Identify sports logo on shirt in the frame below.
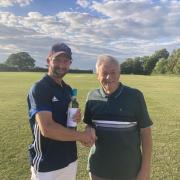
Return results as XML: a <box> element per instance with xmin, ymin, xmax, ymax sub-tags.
<box><xmin>52</xmin><ymin>96</ymin><xmax>59</xmax><ymax>102</ymax></box>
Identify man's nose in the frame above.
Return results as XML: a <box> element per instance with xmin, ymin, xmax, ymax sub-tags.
<box><xmin>61</xmin><ymin>60</ymin><xmax>68</xmax><ymax>64</ymax></box>
<box><xmin>106</xmin><ymin>74</ymin><xmax>110</xmax><ymax>80</ymax></box>
<box><xmin>58</xmin><ymin>60</ymin><xmax>69</xmax><ymax>66</ymax></box>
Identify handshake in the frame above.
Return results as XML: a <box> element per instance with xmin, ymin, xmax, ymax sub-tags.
<box><xmin>71</xmin><ymin>109</ymin><xmax>97</xmax><ymax>147</ymax></box>
<box><xmin>70</xmin><ymin>109</ymin><xmax>97</xmax><ymax>147</ymax></box>
<box><xmin>79</xmin><ymin>126</ymin><xmax>97</xmax><ymax>147</ymax></box>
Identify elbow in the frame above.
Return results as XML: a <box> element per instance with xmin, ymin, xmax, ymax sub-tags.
<box><xmin>40</xmin><ymin>124</ymin><xmax>53</xmax><ymax>139</ymax></box>
<box><xmin>40</xmin><ymin>127</ymin><xmax>49</xmax><ymax>138</ymax></box>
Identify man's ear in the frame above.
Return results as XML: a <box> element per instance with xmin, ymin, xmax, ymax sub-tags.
<box><xmin>47</xmin><ymin>57</ymin><xmax>50</xmax><ymax>65</ymax></box>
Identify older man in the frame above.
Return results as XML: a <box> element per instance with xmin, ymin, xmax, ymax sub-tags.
<box><xmin>27</xmin><ymin>42</ymin><xmax>94</xmax><ymax>180</ymax></box>
<box><xmin>83</xmin><ymin>55</ymin><xmax>153</xmax><ymax>180</ymax></box>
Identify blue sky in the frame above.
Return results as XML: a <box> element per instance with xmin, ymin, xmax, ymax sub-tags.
<box><xmin>0</xmin><ymin>0</ymin><xmax>180</xmax><ymax>70</ymax></box>
<box><xmin>2</xmin><ymin>1</ymin><xmax>80</xmax><ymax>16</ymax></box>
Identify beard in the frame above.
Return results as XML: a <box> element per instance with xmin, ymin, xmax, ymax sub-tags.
<box><xmin>52</xmin><ymin>67</ymin><xmax>69</xmax><ymax>79</ymax></box>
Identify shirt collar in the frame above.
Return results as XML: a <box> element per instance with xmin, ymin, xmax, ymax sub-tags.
<box><xmin>99</xmin><ymin>82</ymin><xmax>124</xmax><ymax>99</ymax></box>
<box><xmin>44</xmin><ymin>74</ymin><xmax>65</xmax><ymax>88</ymax></box>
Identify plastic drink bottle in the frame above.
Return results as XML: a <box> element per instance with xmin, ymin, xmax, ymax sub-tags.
<box><xmin>67</xmin><ymin>89</ymin><xmax>79</xmax><ymax>128</ymax></box>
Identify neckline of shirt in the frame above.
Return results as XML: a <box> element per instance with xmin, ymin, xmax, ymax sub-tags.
<box><xmin>44</xmin><ymin>74</ymin><xmax>65</xmax><ymax>88</ymax></box>
<box><xmin>99</xmin><ymin>82</ymin><xmax>124</xmax><ymax>99</ymax></box>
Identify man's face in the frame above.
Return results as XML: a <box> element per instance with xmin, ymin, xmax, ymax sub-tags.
<box><xmin>97</xmin><ymin>62</ymin><xmax>120</xmax><ymax>94</ymax></box>
<box><xmin>48</xmin><ymin>54</ymin><xmax>71</xmax><ymax>79</ymax></box>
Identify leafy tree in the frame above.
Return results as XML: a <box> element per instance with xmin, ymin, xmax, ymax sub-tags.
<box><xmin>120</xmin><ymin>58</ymin><xmax>134</xmax><ymax>74</ymax></box>
<box><xmin>153</xmin><ymin>48</ymin><xmax>169</xmax><ymax>60</ymax></box>
<box><xmin>141</xmin><ymin>56</ymin><xmax>150</xmax><ymax>75</ymax></box>
<box><xmin>5</xmin><ymin>52</ymin><xmax>35</xmax><ymax>70</ymax></box>
<box><xmin>167</xmin><ymin>48</ymin><xmax>180</xmax><ymax>74</ymax></box>
<box><xmin>143</xmin><ymin>49</ymin><xmax>169</xmax><ymax>75</ymax></box>
<box><xmin>153</xmin><ymin>58</ymin><xmax>168</xmax><ymax>74</ymax></box>
<box><xmin>133</xmin><ymin>57</ymin><xmax>144</xmax><ymax>74</ymax></box>
<box><xmin>121</xmin><ymin>57</ymin><xmax>146</xmax><ymax>74</ymax></box>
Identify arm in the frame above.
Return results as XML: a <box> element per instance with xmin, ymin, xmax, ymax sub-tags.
<box><xmin>35</xmin><ymin>111</ymin><xmax>93</xmax><ymax>143</ymax></box>
<box><xmin>136</xmin><ymin>127</ymin><xmax>152</xmax><ymax>180</ymax></box>
<box><xmin>80</xmin><ymin>125</ymin><xmax>96</xmax><ymax>147</ymax></box>
<box><xmin>85</xmin><ymin>125</ymin><xmax>97</xmax><ymax>140</ymax></box>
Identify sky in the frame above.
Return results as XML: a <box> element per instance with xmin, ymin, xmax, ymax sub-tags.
<box><xmin>0</xmin><ymin>0</ymin><xmax>180</xmax><ymax>70</ymax></box>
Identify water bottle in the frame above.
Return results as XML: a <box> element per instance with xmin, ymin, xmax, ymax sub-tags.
<box><xmin>67</xmin><ymin>89</ymin><xmax>79</xmax><ymax>128</ymax></box>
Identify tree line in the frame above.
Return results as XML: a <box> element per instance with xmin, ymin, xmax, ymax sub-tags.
<box><xmin>120</xmin><ymin>48</ymin><xmax>180</xmax><ymax>75</ymax></box>
<box><xmin>0</xmin><ymin>52</ymin><xmax>93</xmax><ymax>73</ymax></box>
<box><xmin>0</xmin><ymin>48</ymin><xmax>179</xmax><ymax>75</ymax></box>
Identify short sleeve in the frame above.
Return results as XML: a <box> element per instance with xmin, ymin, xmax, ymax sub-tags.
<box><xmin>135</xmin><ymin>91</ymin><xmax>153</xmax><ymax>128</ymax></box>
<box><xmin>83</xmin><ymin>93</ymin><xmax>94</xmax><ymax>127</ymax></box>
<box><xmin>27</xmin><ymin>83</ymin><xmax>53</xmax><ymax>120</ymax></box>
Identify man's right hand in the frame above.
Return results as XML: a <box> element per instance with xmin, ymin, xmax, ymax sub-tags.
<box><xmin>80</xmin><ymin>127</ymin><xmax>97</xmax><ymax>147</ymax></box>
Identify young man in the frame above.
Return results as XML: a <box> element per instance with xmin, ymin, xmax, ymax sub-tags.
<box><xmin>83</xmin><ymin>55</ymin><xmax>153</xmax><ymax>180</ymax></box>
<box><xmin>27</xmin><ymin>42</ymin><xmax>94</xmax><ymax>180</ymax></box>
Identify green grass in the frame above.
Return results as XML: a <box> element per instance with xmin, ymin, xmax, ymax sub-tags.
<box><xmin>0</xmin><ymin>72</ymin><xmax>179</xmax><ymax>180</ymax></box>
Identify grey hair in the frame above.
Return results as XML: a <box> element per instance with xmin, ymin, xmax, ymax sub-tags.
<box><xmin>96</xmin><ymin>54</ymin><xmax>120</xmax><ymax>73</ymax></box>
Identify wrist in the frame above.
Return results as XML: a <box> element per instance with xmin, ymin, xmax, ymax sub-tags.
<box><xmin>76</xmin><ymin>131</ymin><xmax>84</xmax><ymax>142</ymax></box>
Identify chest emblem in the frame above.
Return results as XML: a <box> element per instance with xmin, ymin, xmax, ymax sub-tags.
<box><xmin>52</xmin><ymin>96</ymin><xmax>59</xmax><ymax>102</ymax></box>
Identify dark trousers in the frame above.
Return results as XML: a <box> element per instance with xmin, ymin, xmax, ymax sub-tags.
<box><xmin>89</xmin><ymin>173</ymin><xmax>135</xmax><ymax>180</ymax></box>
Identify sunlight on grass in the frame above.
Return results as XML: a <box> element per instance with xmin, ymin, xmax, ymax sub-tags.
<box><xmin>0</xmin><ymin>72</ymin><xmax>179</xmax><ymax>180</ymax></box>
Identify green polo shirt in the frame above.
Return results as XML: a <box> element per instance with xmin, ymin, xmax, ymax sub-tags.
<box><xmin>83</xmin><ymin>83</ymin><xmax>153</xmax><ymax>180</ymax></box>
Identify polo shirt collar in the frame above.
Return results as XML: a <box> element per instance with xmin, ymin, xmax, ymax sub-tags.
<box><xmin>44</xmin><ymin>74</ymin><xmax>65</xmax><ymax>88</ymax></box>
<box><xmin>100</xmin><ymin>82</ymin><xmax>124</xmax><ymax>99</ymax></box>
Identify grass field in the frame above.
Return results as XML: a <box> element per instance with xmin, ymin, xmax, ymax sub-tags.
<box><xmin>0</xmin><ymin>72</ymin><xmax>180</xmax><ymax>180</ymax></box>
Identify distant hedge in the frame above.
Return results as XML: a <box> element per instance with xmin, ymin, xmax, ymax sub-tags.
<box><xmin>0</xmin><ymin>64</ymin><xmax>93</xmax><ymax>73</ymax></box>
<box><xmin>0</xmin><ymin>64</ymin><xmax>20</xmax><ymax>72</ymax></box>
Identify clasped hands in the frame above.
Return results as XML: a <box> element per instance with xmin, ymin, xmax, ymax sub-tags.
<box><xmin>80</xmin><ymin>126</ymin><xmax>97</xmax><ymax>147</ymax></box>
<box><xmin>72</xmin><ymin>109</ymin><xmax>97</xmax><ymax>147</ymax></box>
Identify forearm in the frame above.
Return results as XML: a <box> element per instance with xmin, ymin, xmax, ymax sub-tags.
<box><xmin>141</xmin><ymin>127</ymin><xmax>152</xmax><ymax>168</ymax></box>
<box><xmin>42</xmin><ymin>121</ymin><xmax>83</xmax><ymax>141</ymax></box>
<box><xmin>35</xmin><ymin>112</ymin><xmax>84</xmax><ymax>142</ymax></box>
<box><xmin>139</xmin><ymin>127</ymin><xmax>152</xmax><ymax>179</ymax></box>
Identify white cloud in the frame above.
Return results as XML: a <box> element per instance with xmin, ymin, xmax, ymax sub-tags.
<box><xmin>0</xmin><ymin>0</ymin><xmax>33</xmax><ymax>7</ymax></box>
<box><xmin>0</xmin><ymin>12</ymin><xmax>19</xmax><ymax>26</ymax></box>
<box><xmin>76</xmin><ymin>0</ymin><xmax>90</xmax><ymax>8</ymax></box>
<box><xmin>0</xmin><ymin>0</ymin><xmax>179</xmax><ymax>69</ymax></box>
<box><xmin>88</xmin><ymin>0</ymin><xmax>180</xmax><ymax>42</ymax></box>
<box><xmin>0</xmin><ymin>44</ymin><xmax>21</xmax><ymax>51</ymax></box>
